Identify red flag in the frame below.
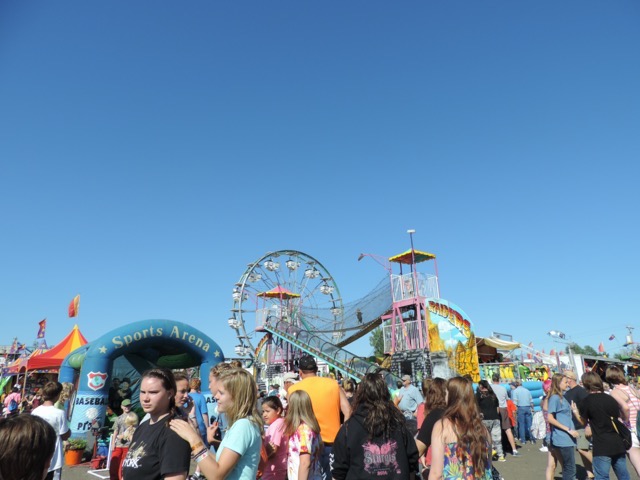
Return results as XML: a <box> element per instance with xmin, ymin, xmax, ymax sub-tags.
<box><xmin>598</xmin><ymin>342</ymin><xmax>605</xmax><ymax>353</ymax></box>
<box><xmin>37</xmin><ymin>319</ymin><xmax>46</xmax><ymax>339</ymax></box>
<box><xmin>68</xmin><ymin>295</ymin><xmax>80</xmax><ymax>318</ymax></box>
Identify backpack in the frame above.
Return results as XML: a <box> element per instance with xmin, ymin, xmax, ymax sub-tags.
<box><xmin>7</xmin><ymin>397</ymin><xmax>18</xmax><ymax>413</ymax></box>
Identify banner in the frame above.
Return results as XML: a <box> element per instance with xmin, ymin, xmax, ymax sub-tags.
<box><xmin>68</xmin><ymin>295</ymin><xmax>80</xmax><ymax>318</ymax></box>
<box><xmin>37</xmin><ymin>319</ymin><xmax>46</xmax><ymax>339</ymax></box>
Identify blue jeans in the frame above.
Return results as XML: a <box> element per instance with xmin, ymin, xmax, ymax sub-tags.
<box><xmin>593</xmin><ymin>454</ymin><xmax>630</xmax><ymax>480</ymax></box>
<box><xmin>556</xmin><ymin>446</ymin><xmax>577</xmax><ymax>480</ymax></box>
<box><xmin>321</xmin><ymin>443</ymin><xmax>332</xmax><ymax>480</ymax></box>
<box><xmin>517</xmin><ymin>406</ymin><xmax>533</xmax><ymax>443</ymax></box>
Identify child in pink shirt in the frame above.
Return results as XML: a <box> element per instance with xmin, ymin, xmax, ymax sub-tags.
<box><xmin>260</xmin><ymin>396</ymin><xmax>288</xmax><ymax>480</ymax></box>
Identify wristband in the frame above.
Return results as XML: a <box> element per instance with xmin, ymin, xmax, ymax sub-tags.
<box><xmin>191</xmin><ymin>442</ymin><xmax>204</xmax><ymax>452</ymax></box>
<box><xmin>195</xmin><ymin>451</ymin><xmax>209</xmax><ymax>463</ymax></box>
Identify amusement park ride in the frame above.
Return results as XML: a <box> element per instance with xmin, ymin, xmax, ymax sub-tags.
<box><xmin>228</xmin><ymin>233</ymin><xmax>481</xmax><ymax>385</ymax></box>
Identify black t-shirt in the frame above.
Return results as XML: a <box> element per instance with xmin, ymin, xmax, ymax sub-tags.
<box><xmin>476</xmin><ymin>393</ymin><xmax>500</xmax><ymax>421</ymax></box>
<box><xmin>564</xmin><ymin>385</ymin><xmax>589</xmax><ymax>426</ymax></box>
<box><xmin>332</xmin><ymin>409</ymin><xmax>419</xmax><ymax>480</ymax></box>
<box><xmin>416</xmin><ymin>408</ymin><xmax>445</xmax><ymax>451</ymax></box>
<box><xmin>122</xmin><ymin>418</ymin><xmax>191</xmax><ymax>480</ymax></box>
<box><xmin>579</xmin><ymin>393</ymin><xmax>626</xmax><ymax>456</ymax></box>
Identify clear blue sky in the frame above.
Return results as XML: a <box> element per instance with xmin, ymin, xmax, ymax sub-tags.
<box><xmin>1</xmin><ymin>1</ymin><xmax>639</xmax><ymax>360</ymax></box>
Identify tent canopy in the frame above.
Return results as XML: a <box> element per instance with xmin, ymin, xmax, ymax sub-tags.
<box><xmin>6</xmin><ymin>348</ymin><xmax>49</xmax><ymax>374</ymax></box>
<box><xmin>27</xmin><ymin>325</ymin><xmax>88</xmax><ymax>370</ymax></box>
<box><xmin>476</xmin><ymin>336</ymin><xmax>521</xmax><ymax>351</ymax></box>
<box><xmin>257</xmin><ymin>286</ymin><xmax>300</xmax><ymax>299</ymax></box>
<box><xmin>389</xmin><ymin>249</ymin><xmax>436</xmax><ymax>264</ymax></box>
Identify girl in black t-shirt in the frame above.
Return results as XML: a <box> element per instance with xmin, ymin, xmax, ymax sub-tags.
<box><xmin>121</xmin><ymin>368</ymin><xmax>191</xmax><ymax>480</ymax></box>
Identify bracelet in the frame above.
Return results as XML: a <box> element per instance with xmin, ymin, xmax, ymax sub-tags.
<box><xmin>195</xmin><ymin>451</ymin><xmax>209</xmax><ymax>463</ymax></box>
<box><xmin>191</xmin><ymin>442</ymin><xmax>204</xmax><ymax>453</ymax></box>
<box><xmin>192</xmin><ymin>447</ymin><xmax>208</xmax><ymax>458</ymax></box>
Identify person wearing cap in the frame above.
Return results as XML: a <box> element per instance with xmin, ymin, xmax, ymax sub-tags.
<box><xmin>288</xmin><ymin>355</ymin><xmax>351</xmax><ymax>480</ymax></box>
<box><xmin>511</xmin><ymin>380</ymin><xmax>535</xmax><ymax>445</ymax></box>
<box><xmin>396</xmin><ymin>374</ymin><xmax>423</xmax><ymax>436</ymax></box>
<box><xmin>563</xmin><ymin>370</ymin><xmax>593</xmax><ymax>479</ymax></box>
<box><xmin>111</xmin><ymin>398</ymin><xmax>134</xmax><ymax>480</ymax></box>
<box><xmin>282</xmin><ymin>372</ymin><xmax>298</xmax><ymax>395</ymax></box>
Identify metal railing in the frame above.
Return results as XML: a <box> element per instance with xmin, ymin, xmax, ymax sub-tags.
<box><xmin>263</xmin><ymin>318</ymin><xmax>399</xmax><ymax>387</ymax></box>
<box><xmin>382</xmin><ymin>319</ymin><xmax>426</xmax><ymax>353</ymax></box>
<box><xmin>391</xmin><ymin>273</ymin><xmax>439</xmax><ymax>302</ymax></box>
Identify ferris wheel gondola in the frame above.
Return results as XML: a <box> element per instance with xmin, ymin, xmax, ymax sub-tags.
<box><xmin>228</xmin><ymin>250</ymin><xmax>344</xmax><ymax>361</ymax></box>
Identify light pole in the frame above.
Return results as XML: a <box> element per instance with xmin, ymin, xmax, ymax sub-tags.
<box><xmin>407</xmin><ymin>229</ymin><xmax>416</xmax><ymax>270</ymax></box>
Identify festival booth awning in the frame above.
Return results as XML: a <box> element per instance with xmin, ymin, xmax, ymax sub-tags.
<box><xmin>27</xmin><ymin>325</ymin><xmax>88</xmax><ymax>370</ymax></box>
<box><xmin>6</xmin><ymin>348</ymin><xmax>49</xmax><ymax>375</ymax></box>
<box><xmin>476</xmin><ymin>337</ymin><xmax>521</xmax><ymax>351</ymax></box>
<box><xmin>476</xmin><ymin>336</ymin><xmax>522</xmax><ymax>363</ymax></box>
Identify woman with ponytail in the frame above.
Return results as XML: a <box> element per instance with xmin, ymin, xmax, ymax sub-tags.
<box><xmin>122</xmin><ymin>368</ymin><xmax>191</xmax><ymax>480</ymax></box>
<box><xmin>429</xmin><ymin>377</ymin><xmax>492</xmax><ymax>480</ymax></box>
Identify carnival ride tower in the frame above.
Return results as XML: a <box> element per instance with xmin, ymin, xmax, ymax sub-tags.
<box><xmin>381</xmin><ymin>247</ymin><xmax>440</xmax><ymax>355</ymax></box>
<box><xmin>366</xmin><ymin>233</ymin><xmax>479</xmax><ymax>382</ymax></box>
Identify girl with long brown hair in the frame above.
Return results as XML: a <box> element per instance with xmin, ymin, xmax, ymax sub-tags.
<box><xmin>332</xmin><ymin>372</ymin><xmax>418</xmax><ymax>480</ymax></box>
<box><xmin>416</xmin><ymin>377</ymin><xmax>447</xmax><ymax>475</ymax></box>
<box><xmin>428</xmin><ymin>377</ymin><xmax>492</xmax><ymax>480</ymax></box>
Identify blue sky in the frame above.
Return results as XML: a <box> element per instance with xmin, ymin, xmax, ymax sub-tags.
<box><xmin>1</xmin><ymin>1</ymin><xmax>639</xmax><ymax>360</ymax></box>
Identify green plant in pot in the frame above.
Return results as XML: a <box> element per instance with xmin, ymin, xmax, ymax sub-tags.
<box><xmin>66</xmin><ymin>438</ymin><xmax>87</xmax><ymax>451</ymax></box>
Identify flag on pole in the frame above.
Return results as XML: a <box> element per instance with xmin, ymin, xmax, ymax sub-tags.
<box><xmin>68</xmin><ymin>295</ymin><xmax>80</xmax><ymax>318</ymax></box>
<box><xmin>37</xmin><ymin>319</ymin><xmax>46</xmax><ymax>339</ymax></box>
<box><xmin>8</xmin><ymin>338</ymin><xmax>18</xmax><ymax>354</ymax></box>
<box><xmin>598</xmin><ymin>342</ymin><xmax>605</xmax><ymax>353</ymax></box>
<box><xmin>609</xmin><ymin>334</ymin><xmax>616</xmax><ymax>341</ymax></box>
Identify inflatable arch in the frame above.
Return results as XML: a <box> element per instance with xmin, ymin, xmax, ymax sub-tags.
<box><xmin>59</xmin><ymin>319</ymin><xmax>224</xmax><ymax>436</ymax></box>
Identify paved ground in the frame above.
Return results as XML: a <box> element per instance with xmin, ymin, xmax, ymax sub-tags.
<box><xmin>63</xmin><ymin>441</ymin><xmax>640</xmax><ymax>479</ymax></box>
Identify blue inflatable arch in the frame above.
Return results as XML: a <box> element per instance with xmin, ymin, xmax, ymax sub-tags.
<box><xmin>59</xmin><ymin>319</ymin><xmax>224</xmax><ymax>436</ymax></box>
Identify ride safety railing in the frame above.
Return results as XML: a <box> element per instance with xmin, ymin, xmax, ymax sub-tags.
<box><xmin>262</xmin><ymin>317</ymin><xmax>399</xmax><ymax>387</ymax></box>
<box><xmin>382</xmin><ymin>319</ymin><xmax>424</xmax><ymax>354</ymax></box>
<box><xmin>391</xmin><ymin>273</ymin><xmax>439</xmax><ymax>302</ymax></box>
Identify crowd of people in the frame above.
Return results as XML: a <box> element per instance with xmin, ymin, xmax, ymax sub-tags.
<box><xmin>3</xmin><ymin>358</ymin><xmax>640</xmax><ymax>480</ymax></box>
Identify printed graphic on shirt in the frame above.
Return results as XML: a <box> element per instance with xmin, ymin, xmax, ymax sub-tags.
<box><xmin>122</xmin><ymin>443</ymin><xmax>146</xmax><ymax>469</ymax></box>
<box><xmin>363</xmin><ymin>439</ymin><xmax>400</xmax><ymax>475</ymax></box>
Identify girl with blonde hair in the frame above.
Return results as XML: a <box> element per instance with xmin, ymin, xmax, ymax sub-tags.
<box><xmin>171</xmin><ymin>368</ymin><xmax>263</xmax><ymax>480</ymax></box>
<box><xmin>284</xmin><ymin>390</ymin><xmax>322</xmax><ymax>480</ymax></box>
<box><xmin>547</xmin><ymin>373</ymin><xmax>579</xmax><ymax>480</ymax></box>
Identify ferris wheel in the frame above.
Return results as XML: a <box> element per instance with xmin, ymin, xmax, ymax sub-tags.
<box><xmin>228</xmin><ymin>250</ymin><xmax>343</xmax><ymax>360</ymax></box>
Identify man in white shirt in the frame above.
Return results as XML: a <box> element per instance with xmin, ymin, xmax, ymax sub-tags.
<box><xmin>32</xmin><ymin>381</ymin><xmax>71</xmax><ymax>480</ymax></box>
